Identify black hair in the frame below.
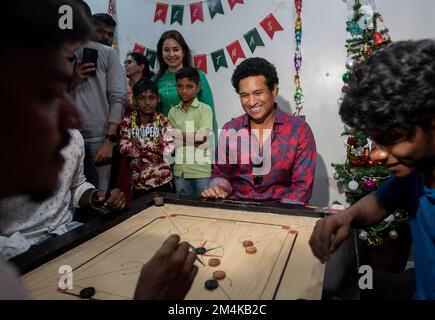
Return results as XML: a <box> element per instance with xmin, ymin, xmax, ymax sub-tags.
<box><xmin>340</xmin><ymin>39</ymin><xmax>435</xmax><ymax>137</ymax></box>
<box><xmin>74</xmin><ymin>0</ymin><xmax>92</xmax><ymax>19</ymax></box>
<box><xmin>127</xmin><ymin>52</ymin><xmax>154</xmax><ymax>80</ymax></box>
<box><xmin>175</xmin><ymin>66</ymin><xmax>200</xmax><ymax>85</ymax></box>
<box><xmin>2</xmin><ymin>0</ymin><xmax>93</xmax><ymax>50</ymax></box>
<box><xmin>231</xmin><ymin>57</ymin><xmax>279</xmax><ymax>93</ymax></box>
<box><xmin>133</xmin><ymin>78</ymin><xmax>159</xmax><ymax>97</ymax></box>
<box><xmin>156</xmin><ymin>30</ymin><xmax>193</xmax><ymax>80</ymax></box>
<box><xmin>93</xmin><ymin>13</ymin><xmax>116</xmax><ymax>27</ymax></box>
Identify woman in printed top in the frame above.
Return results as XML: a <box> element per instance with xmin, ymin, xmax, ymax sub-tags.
<box><xmin>119</xmin><ymin>78</ymin><xmax>175</xmax><ymax>200</ymax></box>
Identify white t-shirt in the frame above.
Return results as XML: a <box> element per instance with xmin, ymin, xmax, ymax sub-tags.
<box><xmin>0</xmin><ymin>129</ymin><xmax>94</xmax><ymax>258</ymax></box>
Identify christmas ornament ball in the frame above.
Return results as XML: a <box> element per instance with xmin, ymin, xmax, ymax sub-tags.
<box><xmin>345</xmin><ymin>58</ymin><xmax>356</xmax><ymax>70</ymax></box>
<box><xmin>348</xmin><ymin>180</ymin><xmax>359</xmax><ymax>191</ymax></box>
<box><xmin>342</xmin><ymin>72</ymin><xmax>351</xmax><ymax>83</ymax></box>
<box><xmin>363</xmin><ymin>178</ymin><xmax>377</xmax><ymax>191</ymax></box>
<box><xmin>389</xmin><ymin>230</ymin><xmax>398</xmax><ymax>239</ymax></box>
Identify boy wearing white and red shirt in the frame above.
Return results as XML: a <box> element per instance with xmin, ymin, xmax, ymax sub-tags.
<box><xmin>119</xmin><ymin>79</ymin><xmax>175</xmax><ymax>199</ymax></box>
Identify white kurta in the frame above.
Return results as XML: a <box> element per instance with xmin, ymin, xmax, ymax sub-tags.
<box><xmin>0</xmin><ymin>129</ymin><xmax>94</xmax><ymax>258</ymax></box>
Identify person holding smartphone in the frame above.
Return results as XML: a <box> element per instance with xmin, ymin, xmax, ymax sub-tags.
<box><xmin>69</xmin><ymin>1</ymin><xmax>127</xmax><ymax>198</ymax></box>
<box><xmin>1</xmin><ymin>0</ymin><xmax>197</xmax><ymax>301</ymax></box>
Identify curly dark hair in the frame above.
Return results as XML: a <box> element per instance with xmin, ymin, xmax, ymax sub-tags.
<box><xmin>340</xmin><ymin>39</ymin><xmax>435</xmax><ymax>137</ymax></box>
<box><xmin>231</xmin><ymin>57</ymin><xmax>278</xmax><ymax>93</ymax></box>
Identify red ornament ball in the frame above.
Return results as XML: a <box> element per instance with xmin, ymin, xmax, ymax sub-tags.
<box><xmin>363</xmin><ymin>178</ymin><xmax>377</xmax><ymax>191</ymax></box>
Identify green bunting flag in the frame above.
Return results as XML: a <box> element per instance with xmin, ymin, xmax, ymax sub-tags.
<box><xmin>211</xmin><ymin>49</ymin><xmax>228</xmax><ymax>71</ymax></box>
<box><xmin>145</xmin><ymin>49</ymin><xmax>157</xmax><ymax>68</ymax></box>
<box><xmin>243</xmin><ymin>28</ymin><xmax>265</xmax><ymax>53</ymax></box>
<box><xmin>171</xmin><ymin>4</ymin><xmax>184</xmax><ymax>25</ymax></box>
<box><xmin>208</xmin><ymin>0</ymin><xmax>224</xmax><ymax>19</ymax></box>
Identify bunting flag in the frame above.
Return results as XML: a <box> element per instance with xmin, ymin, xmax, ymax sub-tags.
<box><xmin>226</xmin><ymin>40</ymin><xmax>246</xmax><ymax>64</ymax></box>
<box><xmin>260</xmin><ymin>13</ymin><xmax>284</xmax><ymax>39</ymax></box>
<box><xmin>243</xmin><ymin>28</ymin><xmax>265</xmax><ymax>53</ymax></box>
<box><xmin>211</xmin><ymin>49</ymin><xmax>228</xmax><ymax>72</ymax></box>
<box><xmin>153</xmin><ymin>0</ymin><xmax>243</xmax><ymax>25</ymax></box>
<box><xmin>228</xmin><ymin>0</ymin><xmax>244</xmax><ymax>11</ymax></box>
<box><xmin>145</xmin><ymin>49</ymin><xmax>157</xmax><ymax>68</ymax></box>
<box><xmin>133</xmin><ymin>43</ymin><xmax>146</xmax><ymax>54</ymax></box>
<box><xmin>171</xmin><ymin>5</ymin><xmax>184</xmax><ymax>25</ymax></box>
<box><xmin>194</xmin><ymin>54</ymin><xmax>208</xmax><ymax>74</ymax></box>
<box><xmin>208</xmin><ymin>0</ymin><xmax>224</xmax><ymax>19</ymax></box>
<box><xmin>190</xmin><ymin>2</ymin><xmax>204</xmax><ymax>24</ymax></box>
<box><xmin>107</xmin><ymin>0</ymin><xmax>119</xmax><ymax>52</ymax></box>
<box><xmin>154</xmin><ymin>3</ymin><xmax>169</xmax><ymax>23</ymax></box>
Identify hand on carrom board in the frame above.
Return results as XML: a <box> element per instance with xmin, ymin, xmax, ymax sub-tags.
<box><xmin>309</xmin><ymin>212</ymin><xmax>352</xmax><ymax>264</ymax></box>
<box><xmin>201</xmin><ymin>185</ymin><xmax>229</xmax><ymax>199</ymax></box>
<box><xmin>134</xmin><ymin>234</ymin><xmax>199</xmax><ymax>299</ymax></box>
<box><xmin>93</xmin><ymin>188</ymin><xmax>126</xmax><ymax>210</ymax></box>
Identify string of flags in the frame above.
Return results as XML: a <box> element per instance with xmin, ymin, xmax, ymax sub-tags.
<box><xmin>107</xmin><ymin>0</ymin><xmax>119</xmax><ymax>51</ymax></box>
<box><xmin>133</xmin><ymin>13</ymin><xmax>284</xmax><ymax>73</ymax></box>
<box><xmin>154</xmin><ymin>0</ymin><xmax>245</xmax><ymax>25</ymax></box>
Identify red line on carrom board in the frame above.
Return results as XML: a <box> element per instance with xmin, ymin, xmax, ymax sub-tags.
<box><xmin>159</xmin><ymin>216</ymin><xmax>166</xmax><ymax>219</ymax></box>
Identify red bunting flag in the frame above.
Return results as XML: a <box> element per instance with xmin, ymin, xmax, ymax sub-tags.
<box><xmin>190</xmin><ymin>2</ymin><xmax>204</xmax><ymax>24</ymax></box>
<box><xmin>194</xmin><ymin>55</ymin><xmax>208</xmax><ymax>74</ymax></box>
<box><xmin>260</xmin><ymin>13</ymin><xmax>284</xmax><ymax>39</ymax></box>
<box><xmin>228</xmin><ymin>0</ymin><xmax>244</xmax><ymax>11</ymax></box>
<box><xmin>226</xmin><ymin>40</ymin><xmax>246</xmax><ymax>64</ymax></box>
<box><xmin>154</xmin><ymin>3</ymin><xmax>169</xmax><ymax>23</ymax></box>
<box><xmin>108</xmin><ymin>0</ymin><xmax>116</xmax><ymax>16</ymax></box>
<box><xmin>133</xmin><ymin>43</ymin><xmax>146</xmax><ymax>54</ymax></box>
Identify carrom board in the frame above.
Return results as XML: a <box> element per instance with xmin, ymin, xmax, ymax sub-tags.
<box><xmin>18</xmin><ymin>195</ymin><xmax>325</xmax><ymax>300</ymax></box>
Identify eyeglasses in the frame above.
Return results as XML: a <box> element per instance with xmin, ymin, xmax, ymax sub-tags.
<box><xmin>124</xmin><ymin>59</ymin><xmax>133</xmax><ymax>65</ymax></box>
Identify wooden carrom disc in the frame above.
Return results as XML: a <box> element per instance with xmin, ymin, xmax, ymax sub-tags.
<box><xmin>245</xmin><ymin>246</ymin><xmax>257</xmax><ymax>254</ymax></box>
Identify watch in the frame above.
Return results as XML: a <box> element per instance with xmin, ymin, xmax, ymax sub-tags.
<box><xmin>105</xmin><ymin>134</ymin><xmax>118</xmax><ymax>145</ymax></box>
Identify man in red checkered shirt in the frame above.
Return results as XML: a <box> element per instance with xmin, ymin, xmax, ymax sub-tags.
<box><xmin>202</xmin><ymin>57</ymin><xmax>316</xmax><ymax>204</ymax></box>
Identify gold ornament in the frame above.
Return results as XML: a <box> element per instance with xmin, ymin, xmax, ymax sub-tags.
<box><xmin>361</xmin><ymin>43</ymin><xmax>373</xmax><ymax>55</ymax></box>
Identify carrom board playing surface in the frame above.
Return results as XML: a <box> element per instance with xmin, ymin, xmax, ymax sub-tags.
<box><xmin>20</xmin><ymin>200</ymin><xmax>325</xmax><ymax>300</ymax></box>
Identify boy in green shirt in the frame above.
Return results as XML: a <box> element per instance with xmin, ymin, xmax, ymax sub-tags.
<box><xmin>168</xmin><ymin>67</ymin><xmax>213</xmax><ymax>196</ymax></box>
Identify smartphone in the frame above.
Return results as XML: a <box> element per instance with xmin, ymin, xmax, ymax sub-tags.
<box><xmin>82</xmin><ymin>47</ymin><xmax>98</xmax><ymax>77</ymax></box>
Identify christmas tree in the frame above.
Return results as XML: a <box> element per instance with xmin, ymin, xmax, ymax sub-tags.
<box><xmin>333</xmin><ymin>0</ymin><xmax>408</xmax><ymax>246</ymax></box>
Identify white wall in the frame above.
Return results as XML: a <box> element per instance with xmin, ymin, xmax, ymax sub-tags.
<box><xmin>85</xmin><ymin>0</ymin><xmax>435</xmax><ymax>207</ymax></box>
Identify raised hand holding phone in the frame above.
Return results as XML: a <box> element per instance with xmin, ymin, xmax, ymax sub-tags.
<box><xmin>82</xmin><ymin>48</ymin><xmax>98</xmax><ymax>77</ymax></box>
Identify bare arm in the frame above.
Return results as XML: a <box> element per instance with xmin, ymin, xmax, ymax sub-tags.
<box><xmin>94</xmin><ymin>122</ymin><xmax>119</xmax><ymax>163</ymax></box>
<box><xmin>309</xmin><ymin>193</ymin><xmax>388</xmax><ymax>263</ymax></box>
